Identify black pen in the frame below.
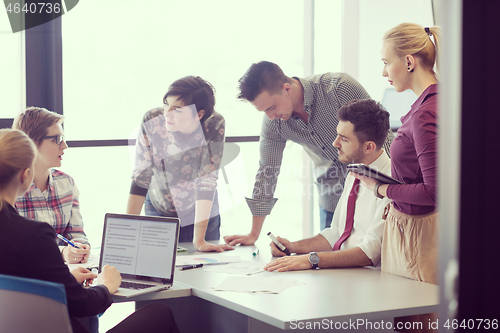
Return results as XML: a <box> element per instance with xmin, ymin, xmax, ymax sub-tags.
<box><xmin>179</xmin><ymin>263</ymin><xmax>204</xmax><ymax>271</ymax></box>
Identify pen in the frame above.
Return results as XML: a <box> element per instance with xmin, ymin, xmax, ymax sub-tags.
<box><xmin>179</xmin><ymin>263</ymin><xmax>204</xmax><ymax>271</ymax></box>
<box><xmin>56</xmin><ymin>234</ymin><xmax>82</xmax><ymax>249</ymax></box>
<box><xmin>267</xmin><ymin>232</ymin><xmax>291</xmax><ymax>255</ymax></box>
<box><xmin>252</xmin><ymin>249</ymin><xmax>259</xmax><ymax>256</ymax></box>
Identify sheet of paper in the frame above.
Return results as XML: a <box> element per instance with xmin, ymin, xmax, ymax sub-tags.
<box><xmin>176</xmin><ymin>254</ymin><xmax>240</xmax><ymax>266</ymax></box>
<box><xmin>203</xmin><ymin>261</ymin><xmax>265</xmax><ymax>275</ymax></box>
<box><xmin>67</xmin><ymin>253</ymin><xmax>99</xmax><ymax>271</ymax></box>
<box><xmin>212</xmin><ymin>276</ymin><xmax>305</xmax><ymax>294</ymax></box>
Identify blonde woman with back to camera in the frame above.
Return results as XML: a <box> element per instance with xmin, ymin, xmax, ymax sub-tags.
<box><xmin>353</xmin><ymin>23</ymin><xmax>440</xmax><ymax>333</ymax></box>
<box><xmin>0</xmin><ymin>129</ymin><xmax>180</xmax><ymax>333</ymax></box>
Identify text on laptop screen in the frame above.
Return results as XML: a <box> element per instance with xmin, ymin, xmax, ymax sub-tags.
<box><xmin>101</xmin><ymin>216</ymin><xmax>177</xmax><ymax>279</ymax></box>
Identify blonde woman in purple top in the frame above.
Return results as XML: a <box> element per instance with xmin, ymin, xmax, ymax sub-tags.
<box><xmin>354</xmin><ymin>23</ymin><xmax>440</xmax><ymax>332</ymax></box>
<box><xmin>359</xmin><ymin>23</ymin><xmax>440</xmax><ymax>282</ymax></box>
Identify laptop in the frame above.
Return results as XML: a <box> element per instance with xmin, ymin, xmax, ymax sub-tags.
<box><xmin>99</xmin><ymin>213</ymin><xmax>180</xmax><ymax>298</ymax></box>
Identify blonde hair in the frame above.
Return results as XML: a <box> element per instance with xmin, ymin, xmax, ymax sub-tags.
<box><xmin>383</xmin><ymin>23</ymin><xmax>441</xmax><ymax>76</ymax></box>
<box><xmin>12</xmin><ymin>107</ymin><xmax>64</xmax><ymax>146</ymax></box>
<box><xmin>0</xmin><ymin>129</ymin><xmax>37</xmax><ymax>212</ymax></box>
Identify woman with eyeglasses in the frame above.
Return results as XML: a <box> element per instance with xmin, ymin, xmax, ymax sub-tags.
<box><xmin>13</xmin><ymin>107</ymin><xmax>91</xmax><ymax>265</ymax></box>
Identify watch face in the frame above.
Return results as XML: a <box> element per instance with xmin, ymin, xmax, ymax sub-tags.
<box><xmin>309</xmin><ymin>252</ymin><xmax>320</xmax><ymax>265</ymax></box>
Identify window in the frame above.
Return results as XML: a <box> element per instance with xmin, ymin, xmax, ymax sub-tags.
<box><xmin>314</xmin><ymin>0</ymin><xmax>342</xmax><ymax>75</ymax></box>
<box><xmin>61</xmin><ymin>0</ymin><xmax>308</xmax><ymax>245</ymax></box>
<box><xmin>62</xmin><ymin>0</ymin><xmax>304</xmax><ymax>140</ymax></box>
<box><xmin>0</xmin><ymin>12</ymin><xmax>24</xmax><ymax>121</ymax></box>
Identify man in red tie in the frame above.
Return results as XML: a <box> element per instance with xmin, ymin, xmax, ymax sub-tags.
<box><xmin>264</xmin><ymin>99</ymin><xmax>392</xmax><ymax>271</ymax></box>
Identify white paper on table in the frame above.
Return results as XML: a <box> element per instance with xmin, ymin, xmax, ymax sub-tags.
<box><xmin>67</xmin><ymin>253</ymin><xmax>99</xmax><ymax>271</ymax></box>
<box><xmin>203</xmin><ymin>261</ymin><xmax>266</xmax><ymax>275</ymax></box>
<box><xmin>212</xmin><ymin>276</ymin><xmax>305</xmax><ymax>294</ymax></box>
<box><xmin>271</xmin><ymin>278</ymin><xmax>306</xmax><ymax>294</ymax></box>
<box><xmin>176</xmin><ymin>254</ymin><xmax>240</xmax><ymax>266</ymax></box>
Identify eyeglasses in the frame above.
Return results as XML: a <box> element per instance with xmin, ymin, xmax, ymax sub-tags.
<box><xmin>41</xmin><ymin>135</ymin><xmax>65</xmax><ymax>145</ymax></box>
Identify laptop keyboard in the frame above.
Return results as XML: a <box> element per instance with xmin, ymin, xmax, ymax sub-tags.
<box><xmin>120</xmin><ymin>281</ymin><xmax>155</xmax><ymax>290</ymax></box>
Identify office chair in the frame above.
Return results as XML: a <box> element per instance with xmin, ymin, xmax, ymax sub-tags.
<box><xmin>0</xmin><ymin>273</ymin><xmax>73</xmax><ymax>333</ymax></box>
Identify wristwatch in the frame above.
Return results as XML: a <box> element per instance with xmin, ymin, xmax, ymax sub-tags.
<box><xmin>308</xmin><ymin>252</ymin><xmax>320</xmax><ymax>269</ymax></box>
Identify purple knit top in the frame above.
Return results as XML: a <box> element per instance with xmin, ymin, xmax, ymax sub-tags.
<box><xmin>387</xmin><ymin>84</ymin><xmax>438</xmax><ymax>215</ymax></box>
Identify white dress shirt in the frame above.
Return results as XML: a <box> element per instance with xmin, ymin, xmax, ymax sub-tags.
<box><xmin>320</xmin><ymin>151</ymin><xmax>392</xmax><ymax>266</ymax></box>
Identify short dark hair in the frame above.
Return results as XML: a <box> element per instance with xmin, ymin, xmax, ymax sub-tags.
<box><xmin>237</xmin><ymin>61</ymin><xmax>290</xmax><ymax>101</ymax></box>
<box><xmin>163</xmin><ymin>76</ymin><xmax>215</xmax><ymax>125</ymax></box>
<box><xmin>338</xmin><ymin>99</ymin><xmax>390</xmax><ymax>149</ymax></box>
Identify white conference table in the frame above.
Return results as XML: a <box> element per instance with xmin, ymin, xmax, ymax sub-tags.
<box><xmin>129</xmin><ymin>243</ymin><xmax>438</xmax><ymax>333</ymax></box>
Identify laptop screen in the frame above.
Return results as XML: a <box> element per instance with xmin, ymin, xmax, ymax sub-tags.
<box><xmin>99</xmin><ymin>213</ymin><xmax>180</xmax><ymax>283</ymax></box>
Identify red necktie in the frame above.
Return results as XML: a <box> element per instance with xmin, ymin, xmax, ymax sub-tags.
<box><xmin>333</xmin><ymin>178</ymin><xmax>360</xmax><ymax>251</ymax></box>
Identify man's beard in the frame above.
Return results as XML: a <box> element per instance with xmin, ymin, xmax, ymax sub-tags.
<box><xmin>339</xmin><ymin>145</ymin><xmax>365</xmax><ymax>164</ymax></box>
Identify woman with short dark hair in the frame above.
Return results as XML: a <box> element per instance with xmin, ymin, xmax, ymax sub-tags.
<box><xmin>127</xmin><ymin>76</ymin><xmax>233</xmax><ymax>252</ymax></box>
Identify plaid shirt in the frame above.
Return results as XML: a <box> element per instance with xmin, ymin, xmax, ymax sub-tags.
<box><xmin>246</xmin><ymin>72</ymin><xmax>392</xmax><ymax>215</ymax></box>
<box><xmin>15</xmin><ymin>169</ymin><xmax>88</xmax><ymax>245</ymax></box>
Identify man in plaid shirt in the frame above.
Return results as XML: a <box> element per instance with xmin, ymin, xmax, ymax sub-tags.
<box><xmin>224</xmin><ymin>61</ymin><xmax>391</xmax><ymax>246</ymax></box>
